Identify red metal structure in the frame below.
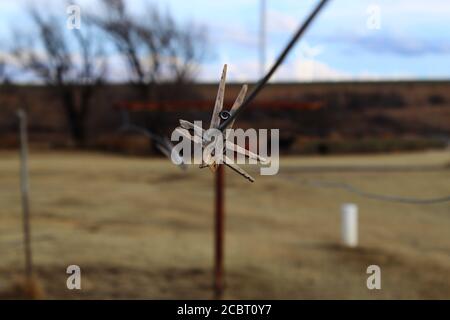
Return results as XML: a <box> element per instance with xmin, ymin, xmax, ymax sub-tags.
<box><xmin>117</xmin><ymin>100</ymin><xmax>323</xmax><ymax>112</ymax></box>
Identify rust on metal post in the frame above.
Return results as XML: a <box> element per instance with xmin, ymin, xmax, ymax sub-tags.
<box><xmin>214</xmin><ymin>164</ymin><xmax>225</xmax><ymax>298</ymax></box>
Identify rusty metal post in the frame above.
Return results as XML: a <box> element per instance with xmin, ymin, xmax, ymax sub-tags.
<box><xmin>214</xmin><ymin>164</ymin><xmax>225</xmax><ymax>298</ymax></box>
<box><xmin>18</xmin><ymin>109</ymin><xmax>33</xmax><ymax>280</ymax></box>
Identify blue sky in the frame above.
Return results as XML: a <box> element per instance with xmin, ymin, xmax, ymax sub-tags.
<box><xmin>1</xmin><ymin>0</ymin><xmax>450</xmax><ymax>82</ymax></box>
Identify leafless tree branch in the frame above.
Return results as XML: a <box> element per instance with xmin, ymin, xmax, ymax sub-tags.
<box><xmin>11</xmin><ymin>7</ymin><xmax>108</xmax><ymax>145</ymax></box>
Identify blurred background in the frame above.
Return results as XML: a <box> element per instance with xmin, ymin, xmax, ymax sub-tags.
<box><xmin>0</xmin><ymin>0</ymin><xmax>449</xmax><ymax>299</ymax></box>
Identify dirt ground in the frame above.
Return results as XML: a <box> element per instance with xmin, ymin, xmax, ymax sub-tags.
<box><xmin>0</xmin><ymin>150</ymin><xmax>449</xmax><ymax>299</ymax></box>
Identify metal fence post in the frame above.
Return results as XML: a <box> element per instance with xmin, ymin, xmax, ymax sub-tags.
<box><xmin>214</xmin><ymin>165</ymin><xmax>225</xmax><ymax>298</ymax></box>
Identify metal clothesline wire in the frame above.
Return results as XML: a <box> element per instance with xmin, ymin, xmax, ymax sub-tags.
<box><xmin>4</xmin><ymin>174</ymin><xmax>449</xmax><ymax>204</ymax></box>
<box><xmin>119</xmin><ymin>109</ymin><xmax>167</xmax><ymax>146</ymax></box>
<box><xmin>116</xmin><ymin>0</ymin><xmax>331</xmax><ymax>154</ymax></box>
<box><xmin>113</xmin><ymin>0</ymin><xmax>449</xmax><ymax>205</ymax></box>
<box><xmin>212</xmin><ymin>0</ymin><xmax>448</xmax><ymax>205</ymax></box>
<box><xmin>278</xmin><ymin>175</ymin><xmax>450</xmax><ymax>204</ymax></box>
<box><xmin>218</xmin><ymin>0</ymin><xmax>331</xmax><ymax>131</ymax></box>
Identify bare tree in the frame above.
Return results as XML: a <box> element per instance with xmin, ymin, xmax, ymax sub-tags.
<box><xmin>0</xmin><ymin>60</ymin><xmax>5</xmax><ymax>83</ymax></box>
<box><xmin>0</xmin><ymin>59</ymin><xmax>11</xmax><ymax>84</ymax></box>
<box><xmin>88</xmin><ymin>0</ymin><xmax>207</xmax><ymax>138</ymax></box>
<box><xmin>90</xmin><ymin>0</ymin><xmax>207</xmax><ymax>99</ymax></box>
<box><xmin>12</xmin><ymin>8</ymin><xmax>107</xmax><ymax>145</ymax></box>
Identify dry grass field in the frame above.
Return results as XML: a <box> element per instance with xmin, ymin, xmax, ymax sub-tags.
<box><xmin>0</xmin><ymin>150</ymin><xmax>449</xmax><ymax>299</ymax></box>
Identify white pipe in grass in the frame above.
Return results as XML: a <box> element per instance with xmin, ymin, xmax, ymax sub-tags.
<box><xmin>341</xmin><ymin>203</ymin><xmax>358</xmax><ymax>247</ymax></box>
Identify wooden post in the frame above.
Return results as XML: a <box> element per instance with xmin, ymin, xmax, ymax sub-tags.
<box><xmin>17</xmin><ymin>109</ymin><xmax>33</xmax><ymax>280</ymax></box>
<box><xmin>214</xmin><ymin>164</ymin><xmax>225</xmax><ymax>298</ymax></box>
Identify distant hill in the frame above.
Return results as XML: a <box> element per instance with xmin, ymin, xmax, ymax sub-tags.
<box><xmin>1</xmin><ymin>81</ymin><xmax>449</xmax><ymax>154</ymax></box>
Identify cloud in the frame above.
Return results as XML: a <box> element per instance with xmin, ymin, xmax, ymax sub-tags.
<box><xmin>266</xmin><ymin>9</ymin><xmax>298</xmax><ymax>33</ymax></box>
<box><xmin>210</xmin><ymin>24</ymin><xmax>257</xmax><ymax>48</ymax></box>
<box><xmin>273</xmin><ymin>58</ymin><xmax>351</xmax><ymax>82</ymax></box>
<box><xmin>379</xmin><ymin>0</ymin><xmax>450</xmax><ymax>16</ymax></box>
<box><xmin>198</xmin><ymin>55</ymin><xmax>421</xmax><ymax>83</ymax></box>
<box><xmin>358</xmin><ymin>34</ymin><xmax>450</xmax><ymax>56</ymax></box>
<box><xmin>199</xmin><ymin>60</ymin><xmax>259</xmax><ymax>82</ymax></box>
<box><xmin>327</xmin><ymin>32</ymin><xmax>450</xmax><ymax>56</ymax></box>
<box><xmin>199</xmin><ymin>56</ymin><xmax>351</xmax><ymax>82</ymax></box>
<box><xmin>299</xmin><ymin>41</ymin><xmax>325</xmax><ymax>58</ymax></box>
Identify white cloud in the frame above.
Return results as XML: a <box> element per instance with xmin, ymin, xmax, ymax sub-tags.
<box><xmin>273</xmin><ymin>58</ymin><xmax>351</xmax><ymax>82</ymax></box>
<box><xmin>198</xmin><ymin>56</ymin><xmax>421</xmax><ymax>83</ymax></box>
<box><xmin>210</xmin><ymin>23</ymin><xmax>257</xmax><ymax>48</ymax></box>
<box><xmin>199</xmin><ymin>57</ymin><xmax>351</xmax><ymax>82</ymax></box>
<box><xmin>380</xmin><ymin>0</ymin><xmax>450</xmax><ymax>16</ymax></box>
<box><xmin>267</xmin><ymin>9</ymin><xmax>298</xmax><ymax>33</ymax></box>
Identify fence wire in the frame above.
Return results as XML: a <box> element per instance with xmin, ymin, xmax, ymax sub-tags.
<box><xmin>279</xmin><ymin>175</ymin><xmax>450</xmax><ymax>204</ymax></box>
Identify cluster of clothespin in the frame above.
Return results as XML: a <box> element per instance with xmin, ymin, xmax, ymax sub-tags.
<box><xmin>175</xmin><ymin>64</ymin><xmax>268</xmax><ymax>182</ymax></box>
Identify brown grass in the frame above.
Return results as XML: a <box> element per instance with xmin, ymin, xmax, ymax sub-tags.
<box><xmin>0</xmin><ymin>276</ymin><xmax>45</xmax><ymax>299</ymax></box>
<box><xmin>0</xmin><ymin>150</ymin><xmax>449</xmax><ymax>299</ymax></box>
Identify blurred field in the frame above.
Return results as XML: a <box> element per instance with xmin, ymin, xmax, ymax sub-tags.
<box><xmin>0</xmin><ymin>150</ymin><xmax>449</xmax><ymax>299</ymax></box>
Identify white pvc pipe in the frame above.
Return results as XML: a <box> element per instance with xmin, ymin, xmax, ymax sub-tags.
<box><xmin>341</xmin><ymin>203</ymin><xmax>358</xmax><ymax>247</ymax></box>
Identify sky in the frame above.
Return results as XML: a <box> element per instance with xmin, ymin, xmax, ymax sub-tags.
<box><xmin>1</xmin><ymin>0</ymin><xmax>450</xmax><ymax>82</ymax></box>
